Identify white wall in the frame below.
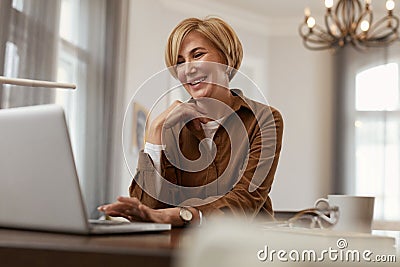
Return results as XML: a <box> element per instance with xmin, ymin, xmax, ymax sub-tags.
<box><xmin>109</xmin><ymin>0</ymin><xmax>177</xmax><ymax>198</ymax></box>
<box><xmin>110</xmin><ymin>0</ymin><xmax>334</xmax><ymax>211</ymax></box>
<box><xmin>267</xmin><ymin>35</ymin><xmax>334</xmax><ymax>210</ymax></box>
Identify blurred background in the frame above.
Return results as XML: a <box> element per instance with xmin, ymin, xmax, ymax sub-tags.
<box><xmin>0</xmin><ymin>0</ymin><xmax>399</xmax><ymax>222</ymax></box>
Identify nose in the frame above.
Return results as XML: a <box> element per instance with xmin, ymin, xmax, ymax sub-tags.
<box><xmin>184</xmin><ymin>61</ymin><xmax>197</xmax><ymax>76</ymax></box>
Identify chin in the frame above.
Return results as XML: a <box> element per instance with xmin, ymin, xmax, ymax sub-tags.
<box><xmin>191</xmin><ymin>91</ymin><xmax>210</xmax><ymax>99</ymax></box>
<box><xmin>188</xmin><ymin>84</ymin><xmax>213</xmax><ymax>99</ymax></box>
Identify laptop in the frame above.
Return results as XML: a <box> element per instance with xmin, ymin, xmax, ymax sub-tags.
<box><xmin>0</xmin><ymin>104</ymin><xmax>171</xmax><ymax>234</ymax></box>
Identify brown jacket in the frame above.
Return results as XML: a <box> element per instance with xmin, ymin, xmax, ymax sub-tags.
<box><xmin>129</xmin><ymin>89</ymin><xmax>283</xmax><ymax>220</ymax></box>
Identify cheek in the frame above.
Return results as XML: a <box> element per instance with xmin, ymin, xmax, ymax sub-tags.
<box><xmin>206</xmin><ymin>63</ymin><xmax>227</xmax><ymax>80</ymax></box>
<box><xmin>195</xmin><ymin>61</ymin><xmax>213</xmax><ymax>73</ymax></box>
<box><xmin>176</xmin><ymin>68</ymin><xmax>186</xmax><ymax>83</ymax></box>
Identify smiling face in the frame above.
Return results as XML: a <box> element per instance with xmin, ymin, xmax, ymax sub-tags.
<box><xmin>176</xmin><ymin>31</ymin><xmax>230</xmax><ymax>100</ymax></box>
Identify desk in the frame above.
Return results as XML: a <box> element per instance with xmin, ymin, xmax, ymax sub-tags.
<box><xmin>0</xmin><ymin>228</ymin><xmax>183</xmax><ymax>267</ymax></box>
<box><xmin>2</xmin><ymin>222</ymin><xmax>399</xmax><ymax>267</ymax></box>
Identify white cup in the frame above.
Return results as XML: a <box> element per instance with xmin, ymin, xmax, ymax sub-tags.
<box><xmin>314</xmin><ymin>195</ymin><xmax>375</xmax><ymax>233</ymax></box>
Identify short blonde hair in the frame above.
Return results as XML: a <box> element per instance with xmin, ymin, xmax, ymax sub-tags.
<box><xmin>165</xmin><ymin>17</ymin><xmax>243</xmax><ymax>81</ymax></box>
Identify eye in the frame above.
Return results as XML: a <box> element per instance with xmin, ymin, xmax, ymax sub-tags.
<box><xmin>176</xmin><ymin>57</ymin><xmax>185</xmax><ymax>66</ymax></box>
<box><xmin>194</xmin><ymin>52</ymin><xmax>205</xmax><ymax>59</ymax></box>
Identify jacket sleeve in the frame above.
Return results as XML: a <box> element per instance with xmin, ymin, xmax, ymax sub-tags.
<box><xmin>191</xmin><ymin>107</ymin><xmax>284</xmax><ymax>219</ymax></box>
<box><xmin>129</xmin><ymin>151</ymin><xmax>171</xmax><ymax>209</ymax></box>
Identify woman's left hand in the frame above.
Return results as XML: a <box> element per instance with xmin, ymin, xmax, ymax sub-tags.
<box><xmin>98</xmin><ymin>196</ymin><xmax>184</xmax><ymax>226</ymax></box>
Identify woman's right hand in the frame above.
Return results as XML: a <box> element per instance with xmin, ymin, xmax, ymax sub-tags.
<box><xmin>146</xmin><ymin>100</ymin><xmax>208</xmax><ymax>145</ymax></box>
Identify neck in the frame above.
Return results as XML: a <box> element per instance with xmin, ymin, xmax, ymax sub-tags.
<box><xmin>195</xmin><ymin>87</ymin><xmax>234</xmax><ymax>121</ymax></box>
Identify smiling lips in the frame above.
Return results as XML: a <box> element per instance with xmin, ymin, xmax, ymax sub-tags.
<box><xmin>187</xmin><ymin>76</ymin><xmax>207</xmax><ymax>86</ymax></box>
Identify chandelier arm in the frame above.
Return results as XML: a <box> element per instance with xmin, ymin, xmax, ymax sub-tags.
<box><xmin>362</xmin><ymin>32</ymin><xmax>399</xmax><ymax>47</ymax></box>
<box><xmin>367</xmin><ymin>16</ymin><xmax>400</xmax><ymax>39</ymax></box>
<box><xmin>351</xmin><ymin>0</ymin><xmax>364</xmax><ymax>33</ymax></box>
<box><xmin>355</xmin><ymin>6</ymin><xmax>373</xmax><ymax>33</ymax></box>
<box><xmin>299</xmin><ymin>23</ymin><xmax>337</xmax><ymax>44</ymax></box>
<box><xmin>308</xmin><ymin>25</ymin><xmax>338</xmax><ymax>44</ymax></box>
<box><xmin>300</xmin><ymin>28</ymin><xmax>337</xmax><ymax>50</ymax></box>
<box><xmin>325</xmin><ymin>9</ymin><xmax>342</xmax><ymax>38</ymax></box>
<box><xmin>298</xmin><ymin>23</ymin><xmax>310</xmax><ymax>39</ymax></box>
<box><xmin>305</xmin><ymin>37</ymin><xmax>333</xmax><ymax>45</ymax></box>
<box><xmin>342</xmin><ymin>0</ymin><xmax>355</xmax><ymax>33</ymax></box>
<box><xmin>335</xmin><ymin>0</ymin><xmax>347</xmax><ymax>35</ymax></box>
<box><xmin>299</xmin><ymin>26</ymin><xmax>328</xmax><ymax>45</ymax></box>
<box><xmin>349</xmin><ymin>0</ymin><xmax>357</xmax><ymax>32</ymax></box>
<box><xmin>357</xmin><ymin>21</ymin><xmax>399</xmax><ymax>47</ymax></box>
<box><xmin>362</xmin><ymin>38</ymin><xmax>398</xmax><ymax>47</ymax></box>
<box><xmin>302</xmin><ymin>34</ymin><xmax>336</xmax><ymax>50</ymax></box>
<box><xmin>303</xmin><ymin>42</ymin><xmax>334</xmax><ymax>51</ymax></box>
<box><xmin>349</xmin><ymin>38</ymin><xmax>368</xmax><ymax>51</ymax></box>
<box><xmin>325</xmin><ymin>11</ymin><xmax>334</xmax><ymax>37</ymax></box>
<box><xmin>349</xmin><ymin>9</ymin><xmax>372</xmax><ymax>44</ymax></box>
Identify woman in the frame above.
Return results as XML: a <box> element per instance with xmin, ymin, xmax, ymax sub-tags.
<box><xmin>99</xmin><ymin>17</ymin><xmax>283</xmax><ymax>227</ymax></box>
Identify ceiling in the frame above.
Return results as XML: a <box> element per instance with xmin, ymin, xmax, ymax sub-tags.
<box><xmin>163</xmin><ymin>0</ymin><xmax>391</xmax><ymax>36</ymax></box>
<box><xmin>210</xmin><ymin>0</ymin><xmax>389</xmax><ymax>19</ymax></box>
<box><xmin>211</xmin><ymin>0</ymin><xmax>327</xmax><ymax>19</ymax></box>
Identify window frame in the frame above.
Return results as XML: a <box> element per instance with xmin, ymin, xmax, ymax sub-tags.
<box><xmin>335</xmin><ymin>46</ymin><xmax>400</xmax><ymax>220</ymax></box>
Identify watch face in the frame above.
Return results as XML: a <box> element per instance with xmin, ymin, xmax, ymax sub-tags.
<box><xmin>181</xmin><ymin>208</ymin><xmax>193</xmax><ymax>222</ymax></box>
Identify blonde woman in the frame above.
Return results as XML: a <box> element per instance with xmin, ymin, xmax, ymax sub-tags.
<box><xmin>99</xmin><ymin>17</ymin><xmax>283</xmax><ymax>227</ymax></box>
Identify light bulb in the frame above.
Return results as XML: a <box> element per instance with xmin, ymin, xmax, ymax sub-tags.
<box><xmin>386</xmin><ymin>0</ymin><xmax>395</xmax><ymax>11</ymax></box>
<box><xmin>330</xmin><ymin>24</ymin><xmax>339</xmax><ymax>35</ymax></box>
<box><xmin>304</xmin><ymin>7</ymin><xmax>311</xmax><ymax>17</ymax></box>
<box><xmin>360</xmin><ymin>20</ymin><xmax>370</xmax><ymax>31</ymax></box>
<box><xmin>307</xmin><ymin>17</ymin><xmax>316</xmax><ymax>28</ymax></box>
<box><xmin>325</xmin><ymin>0</ymin><xmax>334</xmax><ymax>8</ymax></box>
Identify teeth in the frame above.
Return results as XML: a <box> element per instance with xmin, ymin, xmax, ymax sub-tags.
<box><xmin>190</xmin><ymin>77</ymin><xmax>206</xmax><ymax>85</ymax></box>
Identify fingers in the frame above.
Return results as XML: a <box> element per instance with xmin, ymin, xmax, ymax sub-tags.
<box><xmin>98</xmin><ymin>197</ymin><xmax>138</xmax><ymax>215</ymax></box>
<box><xmin>98</xmin><ymin>202</ymin><xmax>131</xmax><ymax>213</ymax></box>
<box><xmin>98</xmin><ymin>198</ymin><xmax>174</xmax><ymax>224</ymax></box>
<box><xmin>117</xmin><ymin>196</ymin><xmax>141</xmax><ymax>205</ymax></box>
<box><xmin>104</xmin><ymin>210</ymin><xmax>132</xmax><ymax>221</ymax></box>
<box><xmin>163</xmin><ymin>102</ymin><xmax>207</xmax><ymax>129</ymax></box>
<box><xmin>98</xmin><ymin>197</ymin><xmax>153</xmax><ymax>222</ymax></box>
<box><xmin>192</xmin><ymin>118</ymin><xmax>202</xmax><ymax>131</ymax></box>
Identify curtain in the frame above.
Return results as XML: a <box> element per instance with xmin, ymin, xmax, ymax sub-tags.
<box><xmin>0</xmin><ymin>0</ymin><xmax>127</xmax><ymax>218</ymax></box>
<box><xmin>0</xmin><ymin>0</ymin><xmax>60</xmax><ymax>107</ymax></box>
<box><xmin>335</xmin><ymin>46</ymin><xmax>400</xmax><ymax>221</ymax></box>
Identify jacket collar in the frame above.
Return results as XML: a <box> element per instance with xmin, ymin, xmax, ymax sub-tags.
<box><xmin>185</xmin><ymin>89</ymin><xmax>251</xmax><ymax>140</ymax></box>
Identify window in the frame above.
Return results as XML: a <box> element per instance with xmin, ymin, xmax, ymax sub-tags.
<box><xmin>336</xmin><ymin>46</ymin><xmax>400</xmax><ymax>222</ymax></box>
<box><xmin>1</xmin><ymin>0</ymin><xmax>60</xmax><ymax>108</ymax></box>
<box><xmin>2</xmin><ymin>41</ymin><xmax>19</xmax><ymax>108</ymax></box>
<box><xmin>354</xmin><ymin>63</ymin><xmax>400</xmax><ymax>220</ymax></box>
<box><xmin>56</xmin><ymin>0</ymin><xmax>90</xmax><ymax>180</ymax></box>
<box><xmin>0</xmin><ymin>0</ymin><xmax>125</xmax><ymax>218</ymax></box>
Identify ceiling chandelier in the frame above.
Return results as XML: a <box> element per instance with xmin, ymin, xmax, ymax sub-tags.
<box><xmin>299</xmin><ymin>0</ymin><xmax>400</xmax><ymax>50</ymax></box>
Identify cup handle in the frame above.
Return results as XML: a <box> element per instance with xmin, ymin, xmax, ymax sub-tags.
<box><xmin>314</xmin><ymin>198</ymin><xmax>329</xmax><ymax>209</ymax></box>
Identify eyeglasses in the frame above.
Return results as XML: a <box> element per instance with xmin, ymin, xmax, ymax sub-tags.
<box><xmin>287</xmin><ymin>206</ymin><xmax>340</xmax><ymax>229</ymax></box>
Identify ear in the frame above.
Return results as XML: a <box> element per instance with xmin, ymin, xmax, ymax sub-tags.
<box><xmin>226</xmin><ymin>65</ymin><xmax>233</xmax><ymax>80</ymax></box>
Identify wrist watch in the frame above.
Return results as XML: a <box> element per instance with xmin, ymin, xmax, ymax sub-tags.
<box><xmin>179</xmin><ymin>207</ymin><xmax>193</xmax><ymax>226</ymax></box>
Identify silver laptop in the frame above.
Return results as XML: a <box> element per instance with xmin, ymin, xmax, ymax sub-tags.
<box><xmin>0</xmin><ymin>104</ymin><xmax>171</xmax><ymax>234</ymax></box>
